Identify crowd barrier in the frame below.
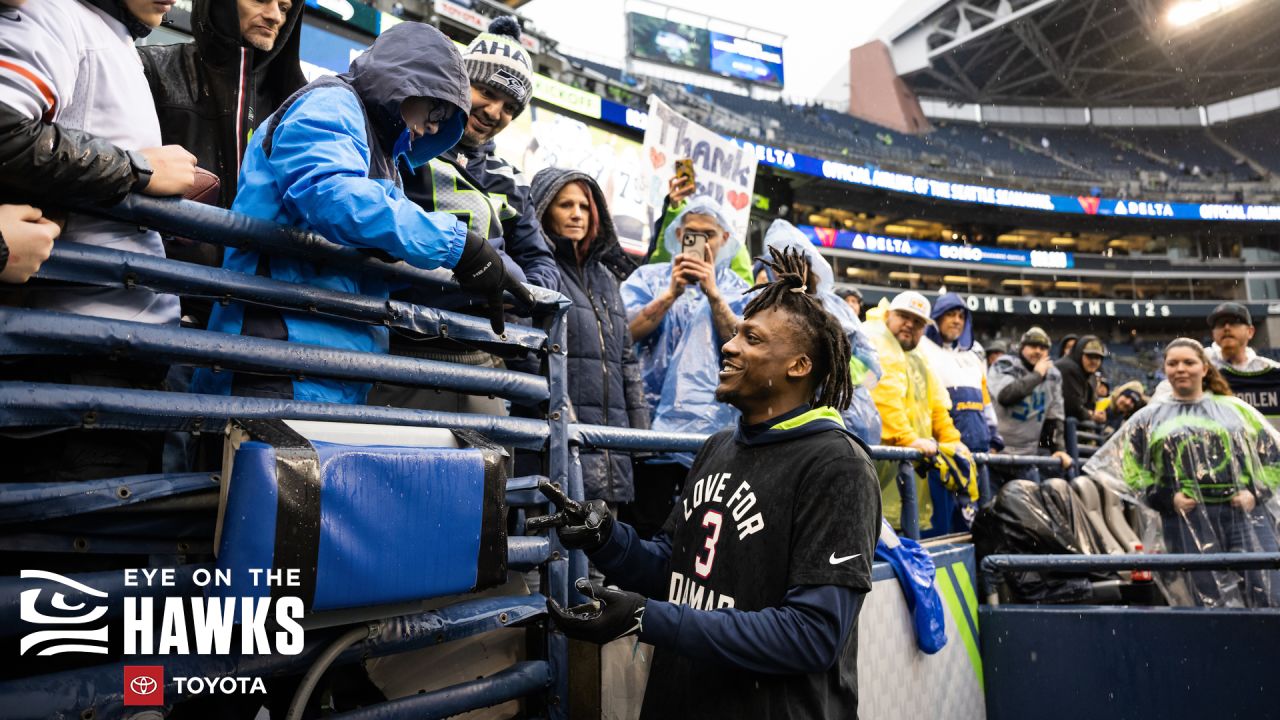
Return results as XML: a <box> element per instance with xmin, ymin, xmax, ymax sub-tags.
<box><xmin>0</xmin><ymin>197</ymin><xmax>1068</xmax><ymax>719</ymax></box>
<box><xmin>978</xmin><ymin>553</ymin><xmax>1280</xmax><ymax>720</ymax></box>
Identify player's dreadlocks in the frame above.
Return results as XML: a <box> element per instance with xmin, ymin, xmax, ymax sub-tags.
<box><xmin>744</xmin><ymin>247</ymin><xmax>854</xmax><ymax>411</ymax></box>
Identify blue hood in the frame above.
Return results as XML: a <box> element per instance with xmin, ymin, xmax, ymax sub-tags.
<box><xmin>926</xmin><ymin>292</ymin><xmax>973</xmax><ymax>351</ymax></box>
<box><xmin>341</xmin><ymin>22</ymin><xmax>470</xmax><ymax>160</ymax></box>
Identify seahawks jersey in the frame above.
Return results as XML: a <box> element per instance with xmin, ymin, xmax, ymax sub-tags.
<box><xmin>640</xmin><ymin>421</ymin><xmax>880</xmax><ymax>720</ymax></box>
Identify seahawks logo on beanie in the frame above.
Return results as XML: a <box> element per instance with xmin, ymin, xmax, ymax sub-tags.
<box><xmin>464</xmin><ymin>16</ymin><xmax>534</xmax><ymax>110</ymax></box>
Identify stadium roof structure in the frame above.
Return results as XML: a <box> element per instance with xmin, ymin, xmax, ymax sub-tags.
<box><xmin>881</xmin><ymin>0</ymin><xmax>1280</xmax><ymax>108</ymax></box>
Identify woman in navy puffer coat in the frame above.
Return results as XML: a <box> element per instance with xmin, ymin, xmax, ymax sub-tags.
<box><xmin>530</xmin><ymin>168</ymin><xmax>649</xmax><ymax>503</ymax></box>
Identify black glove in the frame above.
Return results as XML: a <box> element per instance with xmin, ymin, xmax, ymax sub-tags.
<box><xmin>452</xmin><ymin>231</ymin><xmax>536</xmax><ymax>336</ymax></box>
<box><xmin>525</xmin><ymin>480</ymin><xmax>614</xmax><ymax>552</ymax></box>
<box><xmin>547</xmin><ymin>578</ymin><xmax>646</xmax><ymax>644</ymax></box>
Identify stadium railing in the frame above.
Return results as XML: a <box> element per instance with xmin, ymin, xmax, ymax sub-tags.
<box><xmin>0</xmin><ymin>196</ymin><xmax>1070</xmax><ymax>718</ymax></box>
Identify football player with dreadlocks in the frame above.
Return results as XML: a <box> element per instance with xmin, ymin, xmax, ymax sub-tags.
<box><xmin>531</xmin><ymin>247</ymin><xmax>881</xmax><ymax>719</ymax></box>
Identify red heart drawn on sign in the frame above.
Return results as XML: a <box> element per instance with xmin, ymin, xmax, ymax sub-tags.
<box><xmin>649</xmin><ymin>147</ymin><xmax>667</xmax><ymax>170</ymax></box>
<box><xmin>727</xmin><ymin>190</ymin><xmax>749</xmax><ymax>211</ymax></box>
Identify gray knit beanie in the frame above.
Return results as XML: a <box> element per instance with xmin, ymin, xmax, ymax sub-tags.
<box><xmin>462</xmin><ymin>16</ymin><xmax>534</xmax><ymax>115</ymax></box>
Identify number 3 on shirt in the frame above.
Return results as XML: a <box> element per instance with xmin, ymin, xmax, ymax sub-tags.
<box><xmin>694</xmin><ymin>510</ymin><xmax>723</xmax><ymax>578</ymax></box>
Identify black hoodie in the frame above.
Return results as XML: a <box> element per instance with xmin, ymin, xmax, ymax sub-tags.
<box><xmin>1055</xmin><ymin>334</ymin><xmax>1102</xmax><ymax>422</ymax></box>
<box><xmin>139</xmin><ymin>0</ymin><xmax>306</xmax><ymax>209</ymax></box>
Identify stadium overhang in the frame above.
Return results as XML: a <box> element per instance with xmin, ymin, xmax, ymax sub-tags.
<box><xmin>881</xmin><ymin>0</ymin><xmax>1280</xmax><ymax>108</ymax></box>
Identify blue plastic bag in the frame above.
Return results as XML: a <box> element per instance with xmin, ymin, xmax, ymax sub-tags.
<box><xmin>875</xmin><ymin>519</ymin><xmax>948</xmax><ymax>654</ymax></box>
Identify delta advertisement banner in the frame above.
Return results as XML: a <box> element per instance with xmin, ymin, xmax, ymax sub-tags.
<box><xmin>494</xmin><ymin>105</ymin><xmax>652</xmax><ymax>255</ymax></box>
<box><xmin>797</xmin><ymin>225</ymin><xmax>1075</xmax><ymax>270</ymax></box>
<box><xmin>642</xmin><ymin>96</ymin><xmax>759</xmax><ymax>246</ymax></box>
<box><xmin>293</xmin><ymin>14</ymin><xmax>1280</xmax><ymax>226</ymax></box>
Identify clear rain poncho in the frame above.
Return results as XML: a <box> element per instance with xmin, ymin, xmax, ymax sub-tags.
<box><xmin>620</xmin><ymin>196</ymin><xmax>749</xmax><ymax>465</ymax></box>
<box><xmin>761</xmin><ymin>220</ymin><xmax>883</xmax><ymax>445</ymax></box>
<box><xmin>1084</xmin><ymin>392</ymin><xmax>1280</xmax><ymax>607</ymax></box>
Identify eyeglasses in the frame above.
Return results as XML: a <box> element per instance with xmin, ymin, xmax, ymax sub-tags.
<box><xmin>424</xmin><ymin>102</ymin><xmax>453</xmax><ymax>124</ymax></box>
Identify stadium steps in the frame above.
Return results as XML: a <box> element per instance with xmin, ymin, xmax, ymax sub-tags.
<box><xmin>998</xmin><ymin>130</ymin><xmax>1104</xmax><ymax>180</ymax></box>
<box><xmin>1205</xmin><ymin>127</ymin><xmax>1272</xmax><ymax>180</ymax></box>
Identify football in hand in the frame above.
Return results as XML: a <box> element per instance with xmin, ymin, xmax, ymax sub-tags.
<box><xmin>184</xmin><ymin>167</ymin><xmax>221</xmax><ymax>205</ymax></box>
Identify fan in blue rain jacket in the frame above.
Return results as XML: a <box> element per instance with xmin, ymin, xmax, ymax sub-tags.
<box><xmin>759</xmin><ymin>220</ymin><xmax>882</xmax><ymax>445</ymax></box>
<box><xmin>620</xmin><ymin>197</ymin><xmax>749</xmax><ymax>465</ymax></box>
<box><xmin>193</xmin><ymin>22</ymin><xmax>525</xmax><ymax>404</ymax></box>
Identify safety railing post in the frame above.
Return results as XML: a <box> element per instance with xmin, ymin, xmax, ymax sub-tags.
<box><xmin>568</xmin><ymin>444</ymin><xmax>589</xmax><ymax>590</ymax></box>
<box><xmin>543</xmin><ymin>301</ymin><xmax>572</xmax><ymax>720</ymax></box>
<box><xmin>897</xmin><ymin>460</ymin><xmax>920</xmax><ymax>540</ymax></box>
<box><xmin>1064</xmin><ymin>416</ymin><xmax>1080</xmax><ymax>466</ymax></box>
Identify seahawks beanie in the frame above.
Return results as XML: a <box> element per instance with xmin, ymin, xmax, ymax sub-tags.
<box><xmin>463</xmin><ymin>16</ymin><xmax>534</xmax><ymax>115</ymax></box>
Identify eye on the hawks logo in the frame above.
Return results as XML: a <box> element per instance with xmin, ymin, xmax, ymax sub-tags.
<box><xmin>124</xmin><ymin>666</ymin><xmax>165</xmax><ymax>706</ymax></box>
<box><xmin>19</xmin><ymin>570</ymin><xmax>110</xmax><ymax>656</ymax></box>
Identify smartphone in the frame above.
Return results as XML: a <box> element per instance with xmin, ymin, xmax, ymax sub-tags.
<box><xmin>681</xmin><ymin>230</ymin><xmax>709</xmax><ymax>260</ymax></box>
<box><xmin>675</xmin><ymin>158</ymin><xmax>696</xmax><ymax>188</ymax></box>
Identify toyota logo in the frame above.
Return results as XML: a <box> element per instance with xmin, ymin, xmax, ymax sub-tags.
<box><xmin>130</xmin><ymin>676</ymin><xmax>158</xmax><ymax>696</ymax></box>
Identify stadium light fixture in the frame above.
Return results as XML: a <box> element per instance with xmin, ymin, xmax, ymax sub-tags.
<box><xmin>1166</xmin><ymin>0</ymin><xmax>1254</xmax><ymax>28</ymax></box>
<box><xmin>943</xmin><ymin>275</ymin><xmax>976</xmax><ymax>284</ymax></box>
<box><xmin>1050</xmin><ymin>237</ymin><xmax>1077</xmax><ymax>246</ymax></box>
<box><xmin>883</xmin><ymin>224</ymin><xmax>917</xmax><ymax>235</ymax></box>
<box><xmin>1000</xmin><ymin>279</ymin><xmax>1036</xmax><ymax>287</ymax></box>
<box><xmin>888</xmin><ymin>271</ymin><xmax>922</xmax><ymax>281</ymax></box>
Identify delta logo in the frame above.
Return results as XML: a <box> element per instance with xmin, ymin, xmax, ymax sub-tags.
<box><xmin>1077</xmin><ymin>196</ymin><xmax>1101</xmax><ymax>215</ymax></box>
<box><xmin>813</xmin><ymin>226</ymin><xmax>838</xmax><ymax>247</ymax></box>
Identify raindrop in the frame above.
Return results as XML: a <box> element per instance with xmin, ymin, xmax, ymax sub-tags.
<box><xmin>767</xmin><ymin>379</ymin><xmax>773</xmax><ymax>387</ymax></box>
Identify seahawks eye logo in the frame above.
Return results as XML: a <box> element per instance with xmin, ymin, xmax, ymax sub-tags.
<box><xmin>19</xmin><ymin>570</ymin><xmax>110</xmax><ymax>656</ymax></box>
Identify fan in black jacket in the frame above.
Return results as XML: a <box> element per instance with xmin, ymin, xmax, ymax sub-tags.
<box><xmin>139</xmin><ymin>0</ymin><xmax>305</xmax><ymax>211</ymax></box>
<box><xmin>1055</xmin><ymin>335</ymin><xmax>1108</xmax><ymax>424</ymax></box>
<box><xmin>530</xmin><ymin>167</ymin><xmax>647</xmax><ymax>503</ymax></box>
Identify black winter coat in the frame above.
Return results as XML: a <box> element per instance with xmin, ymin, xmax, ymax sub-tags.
<box><xmin>139</xmin><ymin>0</ymin><xmax>305</xmax><ymax>211</ymax></box>
<box><xmin>531</xmin><ymin>168</ymin><xmax>649</xmax><ymax>503</ymax></box>
<box><xmin>1055</xmin><ymin>334</ymin><xmax>1102</xmax><ymax>422</ymax></box>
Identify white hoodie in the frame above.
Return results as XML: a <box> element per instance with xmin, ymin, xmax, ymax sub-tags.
<box><xmin>0</xmin><ymin>0</ymin><xmax>178</xmax><ymax>324</ymax></box>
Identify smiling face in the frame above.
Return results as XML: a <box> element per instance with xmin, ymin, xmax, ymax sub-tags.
<box><xmin>1082</xmin><ymin>354</ymin><xmax>1103</xmax><ymax>373</ymax></box>
<box><xmin>886</xmin><ymin>309</ymin><xmax>927</xmax><ymax>351</ymax></box>
<box><xmin>124</xmin><ymin>0</ymin><xmax>173</xmax><ymax>28</ymax></box>
<box><xmin>546</xmin><ymin>182</ymin><xmax>591</xmax><ymax>243</ymax></box>
<box><xmin>238</xmin><ymin>0</ymin><xmax>291</xmax><ymax>52</ymax></box>
<box><xmin>716</xmin><ymin>306</ymin><xmax>812</xmax><ymax>423</ymax></box>
<box><xmin>1165</xmin><ymin>345</ymin><xmax>1208</xmax><ymax>400</ymax></box>
<box><xmin>936</xmin><ymin>307</ymin><xmax>966</xmax><ymax>343</ymax></box>
<box><xmin>1114</xmin><ymin>394</ymin><xmax>1135</xmax><ymax>414</ymax></box>
<box><xmin>461</xmin><ymin>85</ymin><xmax>517</xmax><ymax>147</ymax></box>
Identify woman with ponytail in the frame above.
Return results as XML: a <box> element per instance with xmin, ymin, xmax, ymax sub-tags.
<box><xmin>1106</xmin><ymin>338</ymin><xmax>1280</xmax><ymax>607</ymax></box>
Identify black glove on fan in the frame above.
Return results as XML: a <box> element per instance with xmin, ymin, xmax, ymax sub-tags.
<box><xmin>526</xmin><ymin>480</ymin><xmax>614</xmax><ymax>552</ymax></box>
<box><xmin>547</xmin><ymin>578</ymin><xmax>647</xmax><ymax>644</ymax></box>
<box><xmin>453</xmin><ymin>231</ymin><xmax>535</xmax><ymax>335</ymax></box>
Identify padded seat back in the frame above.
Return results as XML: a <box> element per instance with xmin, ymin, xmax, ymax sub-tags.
<box><xmin>212</xmin><ymin>421</ymin><xmax>507</xmax><ymax>613</ymax></box>
<box><xmin>1070</xmin><ymin>477</ymin><xmax>1125</xmax><ymax>555</ymax></box>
